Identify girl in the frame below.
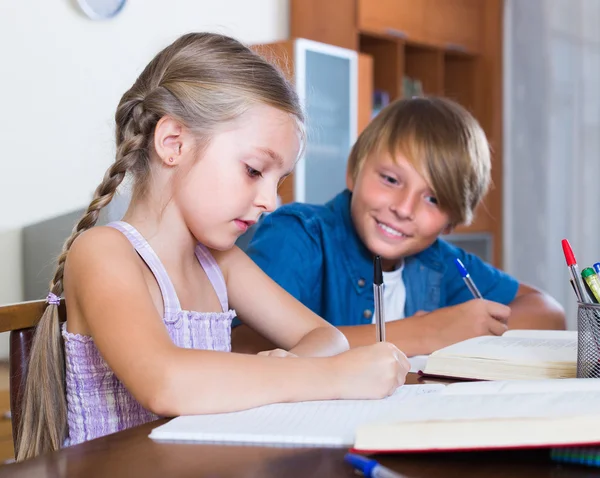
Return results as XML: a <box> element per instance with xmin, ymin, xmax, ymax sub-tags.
<box><xmin>17</xmin><ymin>32</ymin><xmax>409</xmax><ymax>461</ymax></box>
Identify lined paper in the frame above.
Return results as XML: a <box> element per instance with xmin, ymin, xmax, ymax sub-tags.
<box><xmin>149</xmin><ymin>384</ymin><xmax>443</xmax><ymax>447</ymax></box>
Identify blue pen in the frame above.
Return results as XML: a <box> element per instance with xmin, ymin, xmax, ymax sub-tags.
<box><xmin>594</xmin><ymin>263</ymin><xmax>600</xmax><ymax>275</ymax></box>
<box><xmin>344</xmin><ymin>453</ymin><xmax>403</xmax><ymax>478</ymax></box>
<box><xmin>454</xmin><ymin>258</ymin><xmax>483</xmax><ymax>299</ymax></box>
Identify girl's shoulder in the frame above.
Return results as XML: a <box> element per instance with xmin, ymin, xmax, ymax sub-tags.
<box><xmin>65</xmin><ymin>225</ymin><xmax>140</xmax><ymax>286</ymax></box>
<box><xmin>68</xmin><ymin>225</ymin><xmax>134</xmax><ymax>263</ymax></box>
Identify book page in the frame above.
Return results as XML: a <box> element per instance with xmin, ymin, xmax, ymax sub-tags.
<box><xmin>443</xmin><ymin>378</ymin><xmax>600</xmax><ymax>396</ymax></box>
<box><xmin>408</xmin><ymin>354</ymin><xmax>428</xmax><ymax>373</ymax></box>
<box><xmin>368</xmin><ymin>390</ymin><xmax>600</xmax><ymax>424</ymax></box>
<box><xmin>432</xmin><ymin>335</ymin><xmax>576</xmax><ymax>362</ymax></box>
<box><xmin>503</xmin><ymin>329</ymin><xmax>577</xmax><ymax>340</ymax></box>
<box><xmin>355</xmin><ymin>391</ymin><xmax>600</xmax><ymax>452</ymax></box>
<box><xmin>149</xmin><ymin>384</ymin><xmax>444</xmax><ymax>446</ymax></box>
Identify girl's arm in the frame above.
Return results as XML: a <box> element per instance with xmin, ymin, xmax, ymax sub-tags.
<box><xmin>66</xmin><ymin>229</ymin><xmax>404</xmax><ymax>417</ymax></box>
<box><xmin>213</xmin><ymin>246</ymin><xmax>349</xmax><ymax>357</ymax></box>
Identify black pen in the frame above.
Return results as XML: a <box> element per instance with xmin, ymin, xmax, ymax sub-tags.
<box><xmin>374</xmin><ymin>255</ymin><xmax>385</xmax><ymax>342</ymax></box>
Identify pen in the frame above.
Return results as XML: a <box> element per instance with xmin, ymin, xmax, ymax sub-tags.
<box><xmin>345</xmin><ymin>453</ymin><xmax>403</xmax><ymax>478</ymax></box>
<box><xmin>373</xmin><ymin>255</ymin><xmax>385</xmax><ymax>342</ymax></box>
<box><xmin>561</xmin><ymin>239</ymin><xmax>589</xmax><ymax>303</ymax></box>
<box><xmin>454</xmin><ymin>258</ymin><xmax>483</xmax><ymax>299</ymax></box>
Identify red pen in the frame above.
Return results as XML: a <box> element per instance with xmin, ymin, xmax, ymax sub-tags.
<box><xmin>562</xmin><ymin>239</ymin><xmax>589</xmax><ymax>303</ymax></box>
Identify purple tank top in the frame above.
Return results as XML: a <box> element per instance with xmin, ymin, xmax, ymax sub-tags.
<box><xmin>62</xmin><ymin>221</ymin><xmax>235</xmax><ymax>446</ymax></box>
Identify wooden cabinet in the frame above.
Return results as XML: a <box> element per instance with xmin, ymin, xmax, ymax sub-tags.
<box><xmin>357</xmin><ymin>53</ymin><xmax>374</xmax><ymax>134</ymax></box>
<box><xmin>358</xmin><ymin>0</ymin><xmax>426</xmax><ymax>41</ymax></box>
<box><xmin>254</xmin><ymin>39</ymin><xmax>358</xmax><ymax>206</ymax></box>
<box><xmin>291</xmin><ymin>0</ymin><xmax>357</xmax><ymax>50</ymax></box>
<box><xmin>424</xmin><ymin>0</ymin><xmax>483</xmax><ymax>53</ymax></box>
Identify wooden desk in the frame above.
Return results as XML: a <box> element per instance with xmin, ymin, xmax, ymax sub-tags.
<box><xmin>0</xmin><ymin>374</ymin><xmax>595</xmax><ymax>478</ymax></box>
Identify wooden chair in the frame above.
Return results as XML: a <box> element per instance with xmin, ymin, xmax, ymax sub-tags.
<box><xmin>0</xmin><ymin>299</ymin><xmax>66</xmax><ymax>450</ymax></box>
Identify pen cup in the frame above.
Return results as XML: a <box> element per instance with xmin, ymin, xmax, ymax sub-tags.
<box><xmin>576</xmin><ymin>302</ymin><xmax>600</xmax><ymax>378</ymax></box>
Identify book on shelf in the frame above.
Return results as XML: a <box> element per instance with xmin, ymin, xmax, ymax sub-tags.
<box><xmin>402</xmin><ymin>76</ymin><xmax>423</xmax><ymax>98</ymax></box>
<box><xmin>419</xmin><ymin>329</ymin><xmax>577</xmax><ymax>381</ymax></box>
<box><xmin>149</xmin><ymin>377</ymin><xmax>600</xmax><ymax>454</ymax></box>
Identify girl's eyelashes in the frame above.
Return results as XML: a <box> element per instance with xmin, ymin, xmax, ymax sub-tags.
<box><xmin>425</xmin><ymin>195</ymin><xmax>439</xmax><ymax>206</ymax></box>
<box><xmin>245</xmin><ymin>164</ymin><xmax>263</xmax><ymax>179</ymax></box>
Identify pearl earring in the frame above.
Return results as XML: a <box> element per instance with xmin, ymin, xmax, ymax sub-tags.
<box><xmin>168</xmin><ymin>157</ymin><xmax>174</xmax><ymax>163</ymax></box>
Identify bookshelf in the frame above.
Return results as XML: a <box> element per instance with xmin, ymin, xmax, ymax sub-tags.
<box><xmin>282</xmin><ymin>0</ymin><xmax>504</xmax><ymax>266</ymax></box>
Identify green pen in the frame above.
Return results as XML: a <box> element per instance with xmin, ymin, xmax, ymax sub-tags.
<box><xmin>581</xmin><ymin>268</ymin><xmax>600</xmax><ymax>303</ymax></box>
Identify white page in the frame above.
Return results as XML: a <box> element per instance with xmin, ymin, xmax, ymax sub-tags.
<box><xmin>149</xmin><ymin>384</ymin><xmax>444</xmax><ymax>446</ymax></box>
<box><xmin>433</xmin><ymin>335</ymin><xmax>576</xmax><ymax>362</ymax></box>
<box><xmin>443</xmin><ymin>378</ymin><xmax>600</xmax><ymax>396</ymax></box>
<box><xmin>503</xmin><ymin>329</ymin><xmax>578</xmax><ymax>340</ymax></box>
<box><xmin>368</xmin><ymin>390</ymin><xmax>600</xmax><ymax>424</ymax></box>
<box><xmin>408</xmin><ymin>354</ymin><xmax>428</xmax><ymax>373</ymax></box>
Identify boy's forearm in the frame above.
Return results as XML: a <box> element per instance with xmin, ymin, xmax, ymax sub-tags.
<box><xmin>508</xmin><ymin>291</ymin><xmax>566</xmax><ymax>330</ymax></box>
<box><xmin>337</xmin><ymin>318</ymin><xmax>433</xmax><ymax>357</ymax></box>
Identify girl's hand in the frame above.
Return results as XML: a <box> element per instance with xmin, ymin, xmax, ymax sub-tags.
<box><xmin>330</xmin><ymin>342</ymin><xmax>410</xmax><ymax>400</ymax></box>
<box><xmin>257</xmin><ymin>348</ymin><xmax>298</xmax><ymax>358</ymax></box>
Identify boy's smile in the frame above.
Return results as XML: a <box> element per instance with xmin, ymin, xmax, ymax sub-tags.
<box><xmin>347</xmin><ymin>150</ymin><xmax>451</xmax><ymax>271</ymax></box>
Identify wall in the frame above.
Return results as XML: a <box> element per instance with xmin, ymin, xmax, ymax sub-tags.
<box><xmin>504</xmin><ymin>0</ymin><xmax>600</xmax><ymax>329</ymax></box>
<box><xmin>0</xmin><ymin>0</ymin><xmax>290</xmax><ymax>356</ymax></box>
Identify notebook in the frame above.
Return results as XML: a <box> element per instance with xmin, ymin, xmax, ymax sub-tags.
<box><xmin>419</xmin><ymin>329</ymin><xmax>577</xmax><ymax>381</ymax></box>
<box><xmin>149</xmin><ymin>378</ymin><xmax>600</xmax><ymax>452</ymax></box>
<box><xmin>148</xmin><ymin>384</ymin><xmax>442</xmax><ymax>447</ymax></box>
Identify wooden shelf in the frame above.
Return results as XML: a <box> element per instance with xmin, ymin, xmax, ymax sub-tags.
<box><xmin>443</xmin><ymin>52</ymin><xmax>477</xmax><ymax>109</ymax></box>
<box><xmin>357</xmin><ymin>0</ymin><xmax>426</xmax><ymax>43</ymax></box>
<box><xmin>405</xmin><ymin>44</ymin><xmax>445</xmax><ymax>96</ymax></box>
<box><xmin>359</xmin><ymin>34</ymin><xmax>404</xmax><ymax>100</ymax></box>
<box><xmin>423</xmin><ymin>0</ymin><xmax>483</xmax><ymax>54</ymax></box>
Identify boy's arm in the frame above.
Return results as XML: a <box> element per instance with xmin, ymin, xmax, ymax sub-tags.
<box><xmin>336</xmin><ymin>300</ymin><xmax>511</xmax><ymax>356</ymax></box>
<box><xmin>507</xmin><ymin>283</ymin><xmax>566</xmax><ymax>330</ymax></box>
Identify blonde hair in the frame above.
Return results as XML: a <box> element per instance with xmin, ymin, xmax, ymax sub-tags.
<box><xmin>16</xmin><ymin>32</ymin><xmax>303</xmax><ymax>461</ymax></box>
<box><xmin>347</xmin><ymin>97</ymin><xmax>490</xmax><ymax>226</ymax></box>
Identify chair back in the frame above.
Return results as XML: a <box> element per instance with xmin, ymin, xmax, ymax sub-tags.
<box><xmin>0</xmin><ymin>299</ymin><xmax>66</xmax><ymax>450</ymax></box>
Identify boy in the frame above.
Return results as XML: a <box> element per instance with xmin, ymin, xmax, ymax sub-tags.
<box><xmin>236</xmin><ymin>97</ymin><xmax>565</xmax><ymax>356</ymax></box>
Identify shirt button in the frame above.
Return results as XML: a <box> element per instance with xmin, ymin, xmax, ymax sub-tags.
<box><xmin>357</xmin><ymin>278</ymin><xmax>366</xmax><ymax>287</ymax></box>
<box><xmin>363</xmin><ymin>309</ymin><xmax>373</xmax><ymax>319</ymax></box>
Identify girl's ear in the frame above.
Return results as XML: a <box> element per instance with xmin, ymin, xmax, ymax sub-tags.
<box><xmin>153</xmin><ymin>116</ymin><xmax>186</xmax><ymax>166</ymax></box>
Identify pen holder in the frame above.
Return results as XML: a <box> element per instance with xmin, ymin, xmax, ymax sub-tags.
<box><xmin>577</xmin><ymin>302</ymin><xmax>600</xmax><ymax>378</ymax></box>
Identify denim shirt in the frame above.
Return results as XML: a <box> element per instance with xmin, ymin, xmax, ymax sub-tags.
<box><xmin>243</xmin><ymin>190</ymin><xmax>519</xmax><ymax>327</ymax></box>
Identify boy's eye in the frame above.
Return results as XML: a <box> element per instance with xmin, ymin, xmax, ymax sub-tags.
<box><xmin>426</xmin><ymin>195</ymin><xmax>438</xmax><ymax>205</ymax></box>
<box><xmin>380</xmin><ymin>174</ymin><xmax>398</xmax><ymax>185</ymax></box>
<box><xmin>246</xmin><ymin>165</ymin><xmax>263</xmax><ymax>178</ymax></box>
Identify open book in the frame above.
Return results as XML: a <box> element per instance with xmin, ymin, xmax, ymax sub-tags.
<box><xmin>149</xmin><ymin>379</ymin><xmax>600</xmax><ymax>452</ymax></box>
<box><xmin>353</xmin><ymin>377</ymin><xmax>600</xmax><ymax>453</ymax></box>
<box><xmin>419</xmin><ymin>329</ymin><xmax>577</xmax><ymax>381</ymax></box>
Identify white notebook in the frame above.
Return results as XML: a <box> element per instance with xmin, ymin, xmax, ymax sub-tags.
<box><xmin>149</xmin><ymin>378</ymin><xmax>600</xmax><ymax>452</ymax></box>
<box><xmin>148</xmin><ymin>384</ymin><xmax>442</xmax><ymax>447</ymax></box>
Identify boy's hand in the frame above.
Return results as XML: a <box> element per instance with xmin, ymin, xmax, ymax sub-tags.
<box><xmin>417</xmin><ymin>299</ymin><xmax>510</xmax><ymax>350</ymax></box>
